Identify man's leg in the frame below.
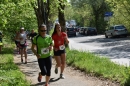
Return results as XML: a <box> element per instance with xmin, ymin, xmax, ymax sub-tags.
<box><xmin>45</xmin><ymin>76</ymin><xmax>50</xmax><ymax>85</ymax></box>
<box><xmin>45</xmin><ymin>56</ymin><xmax>52</xmax><ymax>85</ymax></box>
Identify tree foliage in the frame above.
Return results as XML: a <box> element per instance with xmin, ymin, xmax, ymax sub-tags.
<box><xmin>0</xmin><ymin>0</ymin><xmax>37</xmax><ymax>39</ymax></box>
<box><xmin>68</xmin><ymin>0</ymin><xmax>130</xmax><ymax>33</ymax></box>
<box><xmin>106</xmin><ymin>0</ymin><xmax>130</xmax><ymax>31</ymax></box>
<box><xmin>1</xmin><ymin>0</ymin><xmax>130</xmax><ymax>37</ymax></box>
<box><xmin>70</xmin><ymin>0</ymin><xmax>110</xmax><ymax>33</ymax></box>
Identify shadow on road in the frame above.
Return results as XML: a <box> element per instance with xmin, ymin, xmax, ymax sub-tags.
<box><xmin>79</xmin><ymin>37</ymin><xmax>130</xmax><ymax>44</ymax></box>
<box><xmin>73</xmin><ymin>36</ymin><xmax>130</xmax><ymax>59</ymax></box>
<box><xmin>30</xmin><ymin>78</ymin><xmax>60</xmax><ymax>86</ymax></box>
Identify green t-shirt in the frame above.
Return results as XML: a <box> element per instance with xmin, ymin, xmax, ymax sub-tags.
<box><xmin>33</xmin><ymin>34</ymin><xmax>53</xmax><ymax>58</ymax></box>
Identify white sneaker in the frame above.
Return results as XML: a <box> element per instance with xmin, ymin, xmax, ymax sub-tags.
<box><xmin>60</xmin><ymin>74</ymin><xmax>65</xmax><ymax>79</ymax></box>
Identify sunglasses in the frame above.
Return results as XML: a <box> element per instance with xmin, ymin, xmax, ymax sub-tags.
<box><xmin>40</xmin><ymin>30</ymin><xmax>47</xmax><ymax>32</ymax></box>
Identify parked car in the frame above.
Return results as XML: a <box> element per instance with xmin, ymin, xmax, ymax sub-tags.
<box><xmin>66</xmin><ymin>27</ymin><xmax>76</xmax><ymax>37</ymax></box>
<box><xmin>105</xmin><ymin>25</ymin><xmax>128</xmax><ymax>38</ymax></box>
<box><xmin>79</xmin><ymin>27</ymin><xmax>85</xmax><ymax>34</ymax></box>
<box><xmin>75</xmin><ymin>27</ymin><xmax>80</xmax><ymax>32</ymax></box>
<box><xmin>83</xmin><ymin>27</ymin><xmax>97</xmax><ymax>35</ymax></box>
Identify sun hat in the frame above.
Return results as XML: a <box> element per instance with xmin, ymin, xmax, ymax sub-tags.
<box><xmin>21</xmin><ymin>27</ymin><xmax>24</xmax><ymax>30</ymax></box>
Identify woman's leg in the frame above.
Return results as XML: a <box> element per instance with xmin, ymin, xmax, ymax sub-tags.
<box><xmin>55</xmin><ymin>56</ymin><xmax>61</xmax><ymax>67</ymax></box>
<box><xmin>60</xmin><ymin>53</ymin><xmax>66</xmax><ymax>74</ymax></box>
<box><xmin>20</xmin><ymin>48</ymin><xmax>24</xmax><ymax>62</ymax></box>
<box><xmin>53</xmin><ymin>50</ymin><xmax>61</xmax><ymax>67</ymax></box>
<box><xmin>18</xmin><ymin>47</ymin><xmax>20</xmax><ymax>54</ymax></box>
<box><xmin>53</xmin><ymin>55</ymin><xmax>61</xmax><ymax>74</ymax></box>
<box><xmin>17</xmin><ymin>42</ymin><xmax>20</xmax><ymax>54</ymax></box>
<box><xmin>23</xmin><ymin>47</ymin><xmax>27</xmax><ymax>63</ymax></box>
<box><xmin>15</xmin><ymin>41</ymin><xmax>18</xmax><ymax>52</ymax></box>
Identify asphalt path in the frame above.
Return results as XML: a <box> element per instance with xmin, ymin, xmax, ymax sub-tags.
<box><xmin>68</xmin><ymin>34</ymin><xmax>130</xmax><ymax>67</ymax></box>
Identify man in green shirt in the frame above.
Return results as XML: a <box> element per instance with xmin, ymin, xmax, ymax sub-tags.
<box><xmin>31</xmin><ymin>24</ymin><xmax>53</xmax><ymax>86</ymax></box>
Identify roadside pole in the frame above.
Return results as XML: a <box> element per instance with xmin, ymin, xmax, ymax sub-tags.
<box><xmin>104</xmin><ymin>12</ymin><xmax>113</xmax><ymax>29</ymax></box>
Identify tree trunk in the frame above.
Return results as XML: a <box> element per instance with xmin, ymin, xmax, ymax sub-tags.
<box><xmin>32</xmin><ymin>0</ymin><xmax>50</xmax><ymax>34</ymax></box>
<box><xmin>44</xmin><ymin>0</ymin><xmax>50</xmax><ymax>34</ymax></box>
<box><xmin>58</xmin><ymin>0</ymin><xmax>66</xmax><ymax>32</ymax></box>
<box><xmin>95</xmin><ymin>13</ymin><xmax>99</xmax><ymax>32</ymax></box>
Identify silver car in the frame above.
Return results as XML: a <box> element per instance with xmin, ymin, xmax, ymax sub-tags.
<box><xmin>105</xmin><ymin>25</ymin><xmax>128</xmax><ymax>38</ymax></box>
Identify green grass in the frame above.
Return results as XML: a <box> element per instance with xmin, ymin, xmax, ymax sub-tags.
<box><xmin>0</xmin><ymin>41</ymin><xmax>30</xmax><ymax>86</ymax></box>
<box><xmin>66</xmin><ymin>49</ymin><xmax>130</xmax><ymax>86</ymax></box>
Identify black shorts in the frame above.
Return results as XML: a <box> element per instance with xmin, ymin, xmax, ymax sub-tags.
<box><xmin>53</xmin><ymin>49</ymin><xmax>66</xmax><ymax>56</ymax></box>
<box><xmin>19</xmin><ymin>41</ymin><xmax>27</xmax><ymax>49</ymax></box>
<box><xmin>15</xmin><ymin>41</ymin><xmax>20</xmax><ymax>47</ymax></box>
<box><xmin>0</xmin><ymin>39</ymin><xmax>2</xmax><ymax>42</ymax></box>
<box><xmin>38</xmin><ymin>56</ymin><xmax>52</xmax><ymax>76</ymax></box>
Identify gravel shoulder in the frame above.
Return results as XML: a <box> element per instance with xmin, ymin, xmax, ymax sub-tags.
<box><xmin>13</xmin><ymin>40</ymin><xmax>120</xmax><ymax>86</ymax></box>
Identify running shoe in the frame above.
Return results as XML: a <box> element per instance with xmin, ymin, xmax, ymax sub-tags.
<box><xmin>60</xmin><ymin>74</ymin><xmax>65</xmax><ymax>79</ymax></box>
<box><xmin>38</xmin><ymin>72</ymin><xmax>42</xmax><ymax>82</ymax></box>
<box><xmin>55</xmin><ymin>67</ymin><xmax>58</xmax><ymax>74</ymax></box>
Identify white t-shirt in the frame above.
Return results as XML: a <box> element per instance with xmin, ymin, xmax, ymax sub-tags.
<box><xmin>20</xmin><ymin>32</ymin><xmax>26</xmax><ymax>44</ymax></box>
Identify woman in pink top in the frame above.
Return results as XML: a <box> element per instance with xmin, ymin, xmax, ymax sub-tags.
<box><xmin>52</xmin><ymin>23</ymin><xmax>69</xmax><ymax>79</ymax></box>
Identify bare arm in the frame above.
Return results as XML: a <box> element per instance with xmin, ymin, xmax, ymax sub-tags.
<box><xmin>31</xmin><ymin>44</ymin><xmax>40</xmax><ymax>59</ymax></box>
<box><xmin>65</xmin><ymin>36</ymin><xmax>69</xmax><ymax>44</ymax></box>
<box><xmin>48</xmin><ymin>43</ymin><xmax>53</xmax><ymax>51</ymax></box>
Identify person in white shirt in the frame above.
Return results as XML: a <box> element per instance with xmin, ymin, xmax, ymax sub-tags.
<box><xmin>19</xmin><ymin>27</ymin><xmax>28</xmax><ymax>64</ymax></box>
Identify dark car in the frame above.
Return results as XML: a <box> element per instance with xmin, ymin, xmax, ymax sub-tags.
<box><xmin>66</xmin><ymin>27</ymin><xmax>76</xmax><ymax>37</ymax></box>
<box><xmin>83</xmin><ymin>27</ymin><xmax>97</xmax><ymax>35</ymax></box>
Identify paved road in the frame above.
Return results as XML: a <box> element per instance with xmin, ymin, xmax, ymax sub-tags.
<box><xmin>13</xmin><ymin>40</ymin><xmax>119</xmax><ymax>86</ymax></box>
<box><xmin>69</xmin><ymin>35</ymin><xmax>130</xmax><ymax>67</ymax></box>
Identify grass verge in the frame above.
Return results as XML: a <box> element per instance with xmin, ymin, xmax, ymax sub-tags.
<box><xmin>0</xmin><ymin>41</ymin><xmax>30</xmax><ymax>86</ymax></box>
<box><xmin>66</xmin><ymin>48</ymin><xmax>130</xmax><ymax>86</ymax></box>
